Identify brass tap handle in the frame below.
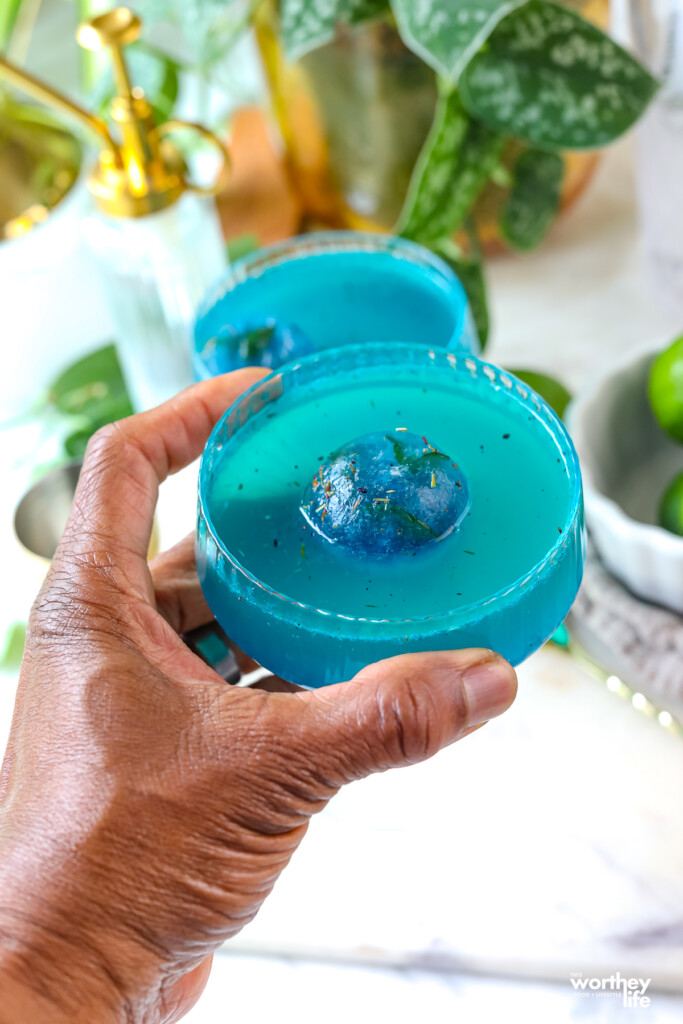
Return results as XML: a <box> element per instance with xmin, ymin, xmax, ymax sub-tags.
<box><xmin>76</xmin><ymin>8</ymin><xmax>142</xmax><ymax>104</ymax></box>
<box><xmin>76</xmin><ymin>6</ymin><xmax>142</xmax><ymax>48</ymax></box>
<box><xmin>0</xmin><ymin>54</ymin><xmax>119</xmax><ymax>160</ymax></box>
<box><xmin>0</xmin><ymin>6</ymin><xmax>229</xmax><ymax>217</ymax></box>
<box><xmin>77</xmin><ymin>7</ymin><xmax>166</xmax><ymax>204</ymax></box>
<box><xmin>151</xmin><ymin>120</ymin><xmax>232</xmax><ymax>198</ymax></box>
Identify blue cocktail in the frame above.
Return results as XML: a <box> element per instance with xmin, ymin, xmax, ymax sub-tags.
<box><xmin>197</xmin><ymin>344</ymin><xmax>584</xmax><ymax>689</ymax></box>
<box><xmin>193</xmin><ymin>232</ymin><xmax>478</xmax><ymax>377</ymax></box>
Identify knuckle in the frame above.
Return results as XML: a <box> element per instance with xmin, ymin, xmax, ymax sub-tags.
<box><xmin>79</xmin><ymin>422</ymin><xmax>145</xmax><ymax>500</ymax></box>
<box><xmin>29</xmin><ymin>577</ymin><xmax>90</xmax><ymax>647</ymax></box>
<box><xmin>376</xmin><ymin>675</ymin><xmax>437</xmax><ymax>765</ymax></box>
<box><xmin>84</xmin><ymin>421</ymin><xmax>126</xmax><ymax>464</ymax></box>
<box><xmin>29</xmin><ymin>569</ymin><xmax>125</xmax><ymax>650</ymax></box>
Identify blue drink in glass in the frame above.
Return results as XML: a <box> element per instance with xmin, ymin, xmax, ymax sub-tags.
<box><xmin>197</xmin><ymin>344</ymin><xmax>584</xmax><ymax>689</ymax></box>
<box><xmin>193</xmin><ymin>232</ymin><xmax>478</xmax><ymax>378</ymax></box>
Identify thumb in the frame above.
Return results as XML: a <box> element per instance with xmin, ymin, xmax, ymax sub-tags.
<box><xmin>298</xmin><ymin>649</ymin><xmax>517</xmax><ymax>783</ymax></box>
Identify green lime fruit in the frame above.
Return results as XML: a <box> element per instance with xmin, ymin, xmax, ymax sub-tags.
<box><xmin>648</xmin><ymin>335</ymin><xmax>683</xmax><ymax>443</ymax></box>
<box><xmin>659</xmin><ymin>472</ymin><xmax>683</xmax><ymax>536</ymax></box>
<box><xmin>508</xmin><ymin>369</ymin><xmax>572</xmax><ymax>419</ymax></box>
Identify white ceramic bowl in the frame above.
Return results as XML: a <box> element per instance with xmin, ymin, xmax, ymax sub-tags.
<box><xmin>567</xmin><ymin>344</ymin><xmax>683</xmax><ymax>613</ymax></box>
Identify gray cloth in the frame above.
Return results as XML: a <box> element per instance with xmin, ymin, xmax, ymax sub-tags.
<box><xmin>568</xmin><ymin>537</ymin><xmax>683</xmax><ymax>714</ymax></box>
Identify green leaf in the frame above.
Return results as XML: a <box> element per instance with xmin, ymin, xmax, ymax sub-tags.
<box><xmin>397</xmin><ymin>84</ymin><xmax>504</xmax><ymax>244</ymax></box>
<box><xmin>386</xmin><ymin>435</ymin><xmax>409</xmax><ymax>464</ymax></box>
<box><xmin>0</xmin><ymin>622</ymin><xmax>26</xmax><ymax>672</ymax></box>
<box><xmin>243</xmin><ymin>326</ymin><xmax>277</xmax><ymax>359</ymax></box>
<box><xmin>508</xmin><ymin>368</ymin><xmax>572</xmax><ymax>417</ymax></box>
<box><xmin>226</xmin><ymin>232</ymin><xmax>260</xmax><ymax>263</ymax></box>
<box><xmin>550</xmin><ymin>622</ymin><xmax>570</xmax><ymax>647</ymax></box>
<box><xmin>500</xmin><ymin>148</ymin><xmax>563</xmax><ymax>250</ymax></box>
<box><xmin>91</xmin><ymin>44</ymin><xmax>179</xmax><ymax>124</ymax></box>
<box><xmin>490</xmin><ymin>161</ymin><xmax>514</xmax><ymax>188</ymax></box>
<box><xmin>63</xmin><ymin>429</ymin><xmax>94</xmax><ymax>459</ymax></box>
<box><xmin>49</xmin><ymin>344</ymin><xmax>131</xmax><ymax>417</ymax></box>
<box><xmin>391</xmin><ymin>0</ymin><xmax>528</xmax><ymax>82</ymax></box>
<box><xmin>460</xmin><ymin>0</ymin><xmax>659</xmax><ymax>149</ymax></box>
<box><xmin>151</xmin><ymin>52</ymin><xmax>180</xmax><ymax>124</ymax></box>
<box><xmin>436</xmin><ymin>238</ymin><xmax>490</xmax><ymax>349</ymax></box>
<box><xmin>280</xmin><ymin>0</ymin><xmax>390</xmax><ymax>61</ymax></box>
<box><xmin>62</xmin><ymin>397</ymin><xmax>136</xmax><ymax>458</ymax></box>
<box><xmin>396</xmin><ymin>85</ymin><xmax>468</xmax><ymax>240</ymax></box>
<box><xmin>0</xmin><ymin>0</ymin><xmax>23</xmax><ymax>50</ymax></box>
<box><xmin>49</xmin><ymin>344</ymin><xmax>134</xmax><ymax>457</ymax></box>
<box><xmin>131</xmin><ymin>0</ymin><xmax>253</xmax><ymax>68</ymax></box>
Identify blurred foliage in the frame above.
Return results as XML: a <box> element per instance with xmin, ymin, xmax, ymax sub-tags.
<box><xmin>0</xmin><ymin>0</ymin><xmax>24</xmax><ymax>50</ymax></box>
<box><xmin>437</xmin><ymin>236</ymin><xmax>489</xmax><ymax>350</ymax></box>
<box><xmin>500</xmin><ymin>148</ymin><xmax>564</xmax><ymax>252</ymax></box>
<box><xmin>459</xmin><ymin>2</ymin><xmax>658</xmax><ymax>149</ymax></box>
<box><xmin>396</xmin><ymin>84</ymin><xmax>507</xmax><ymax>246</ymax></box>
<box><xmin>280</xmin><ymin>0</ymin><xmax>389</xmax><ymax>60</ymax></box>
<box><xmin>0</xmin><ymin>621</ymin><xmax>26</xmax><ymax>672</ymax></box>
<box><xmin>1</xmin><ymin>0</ymin><xmax>658</xmax><ymax>357</ymax></box>
<box><xmin>48</xmin><ymin>344</ymin><xmax>134</xmax><ymax>458</ymax></box>
<box><xmin>508</xmin><ymin>368</ymin><xmax>572</xmax><ymax>419</ymax></box>
<box><xmin>226</xmin><ymin>231</ymin><xmax>260</xmax><ymax>262</ymax></box>
<box><xmin>90</xmin><ymin>43</ymin><xmax>180</xmax><ymax>125</ymax></box>
<box><xmin>278</xmin><ymin>0</ymin><xmax>658</xmax><ymax>343</ymax></box>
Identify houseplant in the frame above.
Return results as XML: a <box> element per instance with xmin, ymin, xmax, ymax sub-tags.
<box><xmin>257</xmin><ymin>0</ymin><xmax>657</xmax><ymax>342</ymax></box>
<box><xmin>3</xmin><ymin>0</ymin><xmax>658</xmax><ymax>347</ymax></box>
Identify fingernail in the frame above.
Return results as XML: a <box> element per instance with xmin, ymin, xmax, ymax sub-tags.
<box><xmin>462</xmin><ymin>655</ymin><xmax>517</xmax><ymax>727</ymax></box>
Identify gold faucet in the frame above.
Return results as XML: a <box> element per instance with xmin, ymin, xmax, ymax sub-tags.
<box><xmin>0</xmin><ymin>6</ymin><xmax>230</xmax><ymax>218</ymax></box>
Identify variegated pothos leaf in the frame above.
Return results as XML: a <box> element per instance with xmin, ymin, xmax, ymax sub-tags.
<box><xmin>460</xmin><ymin>0</ymin><xmax>659</xmax><ymax>148</ymax></box>
<box><xmin>391</xmin><ymin>0</ymin><xmax>529</xmax><ymax>81</ymax></box>
<box><xmin>280</xmin><ymin>0</ymin><xmax>389</xmax><ymax>61</ymax></box>
<box><xmin>500</xmin><ymin>148</ymin><xmax>564</xmax><ymax>250</ymax></box>
<box><xmin>397</xmin><ymin>84</ymin><xmax>504</xmax><ymax>244</ymax></box>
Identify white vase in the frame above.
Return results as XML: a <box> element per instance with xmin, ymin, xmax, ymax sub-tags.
<box><xmin>0</xmin><ymin>168</ymin><xmax>113</xmax><ymax>418</ymax></box>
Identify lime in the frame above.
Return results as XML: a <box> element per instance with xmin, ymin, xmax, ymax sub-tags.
<box><xmin>508</xmin><ymin>369</ymin><xmax>572</xmax><ymax>419</ymax></box>
<box><xmin>659</xmin><ymin>472</ymin><xmax>683</xmax><ymax>536</ymax></box>
<box><xmin>648</xmin><ymin>335</ymin><xmax>683</xmax><ymax>442</ymax></box>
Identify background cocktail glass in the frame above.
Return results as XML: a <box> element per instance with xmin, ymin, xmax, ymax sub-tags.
<box><xmin>193</xmin><ymin>232</ymin><xmax>479</xmax><ymax>378</ymax></box>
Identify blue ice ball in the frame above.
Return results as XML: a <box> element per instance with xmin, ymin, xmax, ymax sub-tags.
<box><xmin>300</xmin><ymin>430</ymin><xmax>469</xmax><ymax>558</ymax></box>
<box><xmin>203</xmin><ymin>318</ymin><xmax>314</xmax><ymax>374</ymax></box>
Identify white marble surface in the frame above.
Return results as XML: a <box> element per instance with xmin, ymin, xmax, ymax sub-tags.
<box><xmin>226</xmin><ymin>644</ymin><xmax>683</xmax><ymax>986</ymax></box>
<box><xmin>3</xmin><ymin>137</ymin><xmax>683</xmax><ymax>1021</ymax></box>
<box><xmin>186</xmin><ymin>952</ymin><xmax>683</xmax><ymax>1023</ymax></box>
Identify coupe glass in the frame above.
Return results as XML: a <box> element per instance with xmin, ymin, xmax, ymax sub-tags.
<box><xmin>196</xmin><ymin>344</ymin><xmax>584</xmax><ymax>689</ymax></box>
<box><xmin>193</xmin><ymin>232</ymin><xmax>479</xmax><ymax>378</ymax></box>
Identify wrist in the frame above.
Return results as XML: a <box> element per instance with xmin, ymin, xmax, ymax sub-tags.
<box><xmin>0</xmin><ymin>825</ymin><xmax>158</xmax><ymax>1024</ymax></box>
<box><xmin>0</xmin><ymin>906</ymin><xmax>128</xmax><ymax>1024</ymax></box>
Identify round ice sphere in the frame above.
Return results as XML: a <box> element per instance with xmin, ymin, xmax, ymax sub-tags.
<box><xmin>300</xmin><ymin>430</ymin><xmax>469</xmax><ymax>558</ymax></box>
<box><xmin>202</xmin><ymin>318</ymin><xmax>314</xmax><ymax>374</ymax></box>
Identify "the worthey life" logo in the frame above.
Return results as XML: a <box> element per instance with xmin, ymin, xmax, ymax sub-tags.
<box><xmin>569</xmin><ymin>972</ymin><xmax>652</xmax><ymax>1008</ymax></box>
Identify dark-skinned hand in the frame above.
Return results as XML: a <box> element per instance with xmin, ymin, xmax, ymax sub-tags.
<box><xmin>0</xmin><ymin>371</ymin><xmax>517</xmax><ymax>1023</ymax></box>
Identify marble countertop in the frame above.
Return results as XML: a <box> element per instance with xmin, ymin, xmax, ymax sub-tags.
<box><xmin>185</xmin><ymin>952</ymin><xmax>683</xmax><ymax>1023</ymax></box>
<box><xmin>2</xmin><ymin>136</ymin><xmax>683</xmax><ymax>1021</ymax></box>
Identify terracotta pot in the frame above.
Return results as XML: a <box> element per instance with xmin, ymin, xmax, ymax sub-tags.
<box><xmin>255</xmin><ymin>0</ymin><xmax>606</xmax><ymax>251</ymax></box>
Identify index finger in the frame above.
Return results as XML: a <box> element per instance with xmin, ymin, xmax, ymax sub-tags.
<box><xmin>57</xmin><ymin>369</ymin><xmax>267</xmax><ymax>602</ymax></box>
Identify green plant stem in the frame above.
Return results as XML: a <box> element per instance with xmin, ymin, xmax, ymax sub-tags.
<box><xmin>0</xmin><ymin>0</ymin><xmax>23</xmax><ymax>51</ymax></box>
<box><xmin>5</xmin><ymin>0</ymin><xmax>42</xmax><ymax>63</ymax></box>
<box><xmin>76</xmin><ymin>0</ymin><xmax>110</xmax><ymax>95</ymax></box>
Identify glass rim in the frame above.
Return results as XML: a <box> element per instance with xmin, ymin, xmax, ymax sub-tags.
<box><xmin>198</xmin><ymin>342</ymin><xmax>584</xmax><ymax>631</ymax></box>
<box><xmin>194</xmin><ymin>230</ymin><xmax>472</xmax><ymax>351</ymax></box>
